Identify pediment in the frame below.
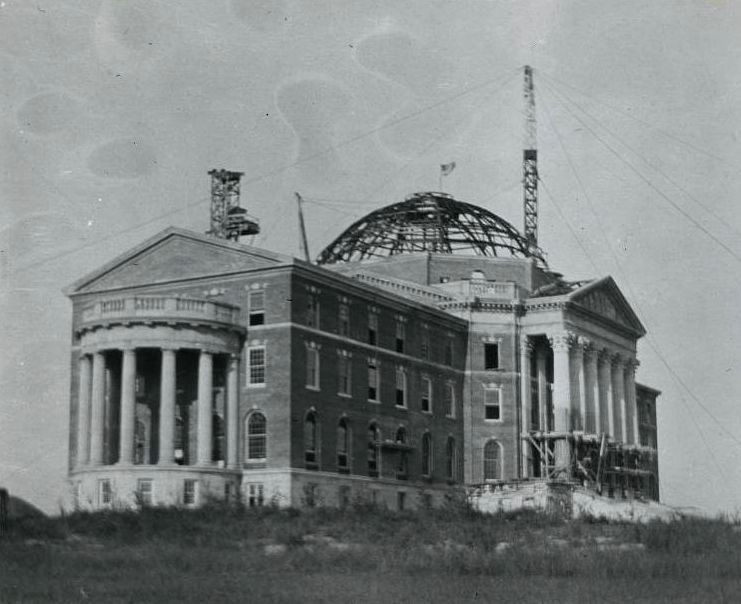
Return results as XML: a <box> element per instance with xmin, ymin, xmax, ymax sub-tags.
<box><xmin>569</xmin><ymin>277</ymin><xmax>646</xmax><ymax>336</ymax></box>
<box><xmin>65</xmin><ymin>227</ymin><xmax>290</xmax><ymax>295</ymax></box>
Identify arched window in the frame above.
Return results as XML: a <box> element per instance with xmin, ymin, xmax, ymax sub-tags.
<box><xmin>396</xmin><ymin>427</ymin><xmax>408</xmax><ymax>479</ymax></box>
<box><xmin>368</xmin><ymin>423</ymin><xmax>380</xmax><ymax>476</ymax></box>
<box><xmin>421</xmin><ymin>432</ymin><xmax>433</xmax><ymax>477</ymax></box>
<box><xmin>483</xmin><ymin>440</ymin><xmax>502</xmax><ymax>481</ymax></box>
<box><xmin>304</xmin><ymin>411</ymin><xmax>318</xmax><ymax>467</ymax></box>
<box><xmin>446</xmin><ymin>436</ymin><xmax>457</xmax><ymax>481</ymax></box>
<box><xmin>337</xmin><ymin>418</ymin><xmax>349</xmax><ymax>471</ymax></box>
<box><xmin>246</xmin><ymin>412</ymin><xmax>267</xmax><ymax>461</ymax></box>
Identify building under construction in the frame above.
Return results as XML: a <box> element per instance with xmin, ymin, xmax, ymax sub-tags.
<box><xmin>64</xmin><ymin>68</ymin><xmax>659</xmax><ymax>510</ymax></box>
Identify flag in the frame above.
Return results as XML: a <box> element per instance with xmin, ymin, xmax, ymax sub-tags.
<box><xmin>440</xmin><ymin>161</ymin><xmax>456</xmax><ymax>177</ymax></box>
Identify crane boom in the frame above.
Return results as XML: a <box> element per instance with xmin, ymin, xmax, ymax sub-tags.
<box><xmin>295</xmin><ymin>192</ymin><xmax>311</xmax><ymax>262</ymax></box>
<box><xmin>523</xmin><ymin>65</ymin><xmax>538</xmax><ymax>254</ymax></box>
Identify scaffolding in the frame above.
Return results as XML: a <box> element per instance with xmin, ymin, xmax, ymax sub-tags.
<box><xmin>524</xmin><ymin>431</ymin><xmax>659</xmax><ymax>500</ymax></box>
<box><xmin>207</xmin><ymin>169</ymin><xmax>260</xmax><ymax>241</ymax></box>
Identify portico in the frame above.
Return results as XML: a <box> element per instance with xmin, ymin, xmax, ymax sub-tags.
<box><xmin>73</xmin><ymin>295</ymin><xmax>244</xmax><ymax>472</ymax></box>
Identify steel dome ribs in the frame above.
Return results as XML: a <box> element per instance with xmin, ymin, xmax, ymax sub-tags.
<box><xmin>316</xmin><ymin>192</ymin><xmax>546</xmax><ymax>266</ymax></box>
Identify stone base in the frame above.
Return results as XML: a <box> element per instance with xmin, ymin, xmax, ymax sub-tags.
<box><xmin>469</xmin><ymin>479</ymin><xmax>678</xmax><ymax>523</ymax></box>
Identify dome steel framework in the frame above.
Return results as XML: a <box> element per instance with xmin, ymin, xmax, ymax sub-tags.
<box><xmin>316</xmin><ymin>192</ymin><xmax>546</xmax><ymax>266</ymax></box>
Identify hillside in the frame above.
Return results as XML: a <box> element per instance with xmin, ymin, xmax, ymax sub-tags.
<box><xmin>2</xmin><ymin>501</ymin><xmax>740</xmax><ymax>603</ymax></box>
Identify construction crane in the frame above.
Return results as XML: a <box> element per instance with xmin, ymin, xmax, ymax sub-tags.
<box><xmin>207</xmin><ymin>169</ymin><xmax>260</xmax><ymax>241</ymax></box>
<box><xmin>295</xmin><ymin>192</ymin><xmax>311</xmax><ymax>262</ymax></box>
<box><xmin>522</xmin><ymin>65</ymin><xmax>538</xmax><ymax>256</ymax></box>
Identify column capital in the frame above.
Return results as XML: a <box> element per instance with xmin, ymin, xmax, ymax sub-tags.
<box><xmin>626</xmin><ymin>358</ymin><xmax>640</xmax><ymax>370</ymax></box>
<box><xmin>160</xmin><ymin>346</ymin><xmax>179</xmax><ymax>353</ymax></box>
<box><xmin>597</xmin><ymin>347</ymin><xmax>612</xmax><ymax>363</ymax></box>
<box><xmin>574</xmin><ymin>335</ymin><xmax>593</xmax><ymax>352</ymax></box>
<box><xmin>549</xmin><ymin>331</ymin><xmax>575</xmax><ymax>351</ymax></box>
<box><xmin>520</xmin><ymin>336</ymin><xmax>534</xmax><ymax>354</ymax></box>
<box><xmin>583</xmin><ymin>340</ymin><xmax>600</xmax><ymax>360</ymax></box>
<box><xmin>611</xmin><ymin>353</ymin><xmax>625</xmax><ymax>368</ymax></box>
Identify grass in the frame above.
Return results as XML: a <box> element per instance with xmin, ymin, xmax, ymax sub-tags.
<box><xmin>2</xmin><ymin>502</ymin><xmax>741</xmax><ymax>602</ymax></box>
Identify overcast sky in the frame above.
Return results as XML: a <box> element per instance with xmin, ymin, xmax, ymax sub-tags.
<box><xmin>2</xmin><ymin>0</ymin><xmax>740</xmax><ymax>514</ymax></box>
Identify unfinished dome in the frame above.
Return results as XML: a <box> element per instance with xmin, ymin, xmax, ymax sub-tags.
<box><xmin>316</xmin><ymin>192</ymin><xmax>546</xmax><ymax>266</ymax></box>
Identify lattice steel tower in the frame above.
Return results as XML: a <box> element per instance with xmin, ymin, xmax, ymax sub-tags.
<box><xmin>523</xmin><ymin>65</ymin><xmax>538</xmax><ymax>255</ymax></box>
<box><xmin>207</xmin><ymin>169</ymin><xmax>260</xmax><ymax>241</ymax></box>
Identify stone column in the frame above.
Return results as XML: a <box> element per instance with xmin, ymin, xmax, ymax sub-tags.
<box><xmin>197</xmin><ymin>350</ymin><xmax>213</xmax><ymax>465</ymax></box>
<box><xmin>598</xmin><ymin>350</ymin><xmax>612</xmax><ymax>437</ymax></box>
<box><xmin>605</xmin><ymin>353</ymin><xmax>617</xmax><ymax>439</ymax></box>
<box><xmin>226</xmin><ymin>354</ymin><xmax>240</xmax><ymax>470</ymax></box>
<box><xmin>585</xmin><ymin>344</ymin><xmax>599</xmax><ymax>433</ymax></box>
<box><xmin>158</xmin><ymin>348</ymin><xmax>177</xmax><ymax>465</ymax></box>
<box><xmin>536</xmin><ymin>346</ymin><xmax>548</xmax><ymax>431</ymax></box>
<box><xmin>89</xmin><ymin>351</ymin><xmax>106</xmax><ymax>466</ymax></box>
<box><xmin>119</xmin><ymin>348</ymin><xmax>137</xmax><ymax>464</ymax></box>
<box><xmin>614</xmin><ymin>357</ymin><xmax>627</xmax><ymax>442</ymax></box>
<box><xmin>519</xmin><ymin>337</ymin><xmax>533</xmax><ymax>478</ymax></box>
<box><xmin>573</xmin><ymin>338</ymin><xmax>587</xmax><ymax>431</ymax></box>
<box><xmin>626</xmin><ymin>359</ymin><xmax>639</xmax><ymax>444</ymax></box>
<box><xmin>76</xmin><ymin>354</ymin><xmax>92</xmax><ymax>467</ymax></box>
<box><xmin>550</xmin><ymin>332</ymin><xmax>573</xmax><ymax>475</ymax></box>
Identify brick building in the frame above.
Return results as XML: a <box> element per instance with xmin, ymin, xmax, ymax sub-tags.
<box><xmin>65</xmin><ymin>192</ymin><xmax>659</xmax><ymax>510</ymax></box>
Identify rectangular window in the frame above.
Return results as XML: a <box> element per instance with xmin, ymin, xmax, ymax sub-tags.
<box><xmin>98</xmin><ymin>479</ymin><xmax>111</xmax><ymax>506</ymax></box>
<box><xmin>339</xmin><ymin>304</ymin><xmax>350</xmax><ymax>337</ymax></box>
<box><xmin>368</xmin><ymin>312</ymin><xmax>378</xmax><ymax>346</ymax></box>
<box><xmin>444</xmin><ymin>383</ymin><xmax>455</xmax><ymax>418</ymax></box>
<box><xmin>248</xmin><ymin>483</ymin><xmax>264</xmax><ymax>507</ymax></box>
<box><xmin>395</xmin><ymin>366</ymin><xmax>407</xmax><ymax>407</ymax></box>
<box><xmin>306</xmin><ymin>295</ymin><xmax>320</xmax><ymax>328</ymax></box>
<box><xmin>421</xmin><ymin>330</ymin><xmax>430</xmax><ymax>360</ymax></box>
<box><xmin>136</xmin><ymin>479</ymin><xmax>153</xmax><ymax>506</ymax></box>
<box><xmin>484</xmin><ymin>388</ymin><xmax>501</xmax><ymax>421</ymax></box>
<box><xmin>338</xmin><ymin>354</ymin><xmax>351</xmax><ymax>396</ymax></box>
<box><xmin>248</xmin><ymin>291</ymin><xmax>265</xmax><ymax>326</ymax></box>
<box><xmin>421</xmin><ymin>376</ymin><xmax>432</xmax><ymax>413</ymax></box>
<box><xmin>397</xmin><ymin>491</ymin><xmax>406</xmax><ymax>512</ymax></box>
<box><xmin>183</xmin><ymin>479</ymin><xmax>197</xmax><ymax>506</ymax></box>
<box><xmin>484</xmin><ymin>343</ymin><xmax>499</xmax><ymax>370</ymax></box>
<box><xmin>247</xmin><ymin>346</ymin><xmax>266</xmax><ymax>385</ymax></box>
<box><xmin>444</xmin><ymin>339</ymin><xmax>453</xmax><ymax>366</ymax></box>
<box><xmin>395</xmin><ymin>320</ymin><xmax>405</xmax><ymax>353</ymax></box>
<box><xmin>306</xmin><ymin>346</ymin><xmax>320</xmax><ymax>389</ymax></box>
<box><xmin>367</xmin><ymin>359</ymin><xmax>379</xmax><ymax>402</ymax></box>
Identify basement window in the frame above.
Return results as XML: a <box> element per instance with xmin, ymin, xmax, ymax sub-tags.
<box><xmin>248</xmin><ymin>483</ymin><xmax>265</xmax><ymax>507</ymax></box>
<box><xmin>183</xmin><ymin>479</ymin><xmax>197</xmax><ymax>506</ymax></box>
<box><xmin>136</xmin><ymin>479</ymin><xmax>153</xmax><ymax>506</ymax></box>
<box><xmin>98</xmin><ymin>479</ymin><xmax>112</xmax><ymax>507</ymax></box>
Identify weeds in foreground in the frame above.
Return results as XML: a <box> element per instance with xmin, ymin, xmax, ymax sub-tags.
<box><xmin>4</xmin><ymin>502</ymin><xmax>741</xmax><ymax>582</ymax></box>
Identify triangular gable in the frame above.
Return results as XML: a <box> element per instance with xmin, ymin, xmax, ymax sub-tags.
<box><xmin>568</xmin><ymin>277</ymin><xmax>646</xmax><ymax>337</ymax></box>
<box><xmin>64</xmin><ymin>227</ymin><xmax>292</xmax><ymax>295</ymax></box>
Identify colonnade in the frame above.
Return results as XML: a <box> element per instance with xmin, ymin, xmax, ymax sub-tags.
<box><xmin>520</xmin><ymin>332</ymin><xmax>640</xmax><ymax>477</ymax></box>
<box><xmin>76</xmin><ymin>347</ymin><xmax>240</xmax><ymax>469</ymax></box>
